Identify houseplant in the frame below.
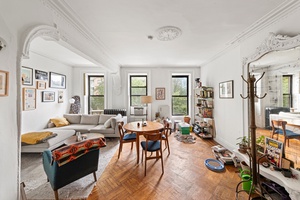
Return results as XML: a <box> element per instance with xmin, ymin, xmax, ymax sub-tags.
<box><xmin>236</xmin><ymin>136</ymin><xmax>249</xmax><ymax>154</ymax></box>
<box><xmin>256</xmin><ymin>135</ymin><xmax>265</xmax><ymax>155</ymax></box>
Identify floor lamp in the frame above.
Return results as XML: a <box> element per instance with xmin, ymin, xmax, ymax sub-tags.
<box><xmin>141</xmin><ymin>96</ymin><xmax>153</xmax><ymax>121</ymax></box>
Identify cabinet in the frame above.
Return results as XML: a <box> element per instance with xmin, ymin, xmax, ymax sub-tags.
<box><xmin>194</xmin><ymin>86</ymin><xmax>214</xmax><ymax>138</ymax></box>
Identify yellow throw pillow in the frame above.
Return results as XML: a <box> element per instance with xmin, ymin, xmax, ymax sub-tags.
<box><xmin>21</xmin><ymin>131</ymin><xmax>53</xmax><ymax>145</ymax></box>
<box><xmin>50</xmin><ymin>117</ymin><xmax>70</xmax><ymax>127</ymax></box>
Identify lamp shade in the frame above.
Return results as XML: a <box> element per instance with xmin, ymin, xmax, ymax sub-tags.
<box><xmin>141</xmin><ymin>96</ymin><xmax>152</xmax><ymax>104</ymax></box>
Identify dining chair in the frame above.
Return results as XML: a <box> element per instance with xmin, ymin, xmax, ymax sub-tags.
<box><xmin>162</xmin><ymin>119</ymin><xmax>171</xmax><ymax>155</ymax></box>
<box><xmin>117</xmin><ymin>121</ymin><xmax>137</xmax><ymax>159</ymax></box>
<box><xmin>271</xmin><ymin>120</ymin><xmax>300</xmax><ymax>147</ymax></box>
<box><xmin>141</xmin><ymin>130</ymin><xmax>164</xmax><ymax>176</ymax></box>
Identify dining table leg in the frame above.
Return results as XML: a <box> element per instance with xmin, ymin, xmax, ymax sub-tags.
<box><xmin>136</xmin><ymin>133</ymin><xmax>140</xmax><ymax>164</ymax></box>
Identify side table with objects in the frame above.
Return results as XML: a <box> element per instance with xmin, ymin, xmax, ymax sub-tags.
<box><xmin>64</xmin><ymin>133</ymin><xmax>105</xmax><ymax>145</ymax></box>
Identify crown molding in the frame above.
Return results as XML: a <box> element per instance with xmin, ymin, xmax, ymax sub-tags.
<box><xmin>202</xmin><ymin>0</ymin><xmax>300</xmax><ymax>67</ymax></box>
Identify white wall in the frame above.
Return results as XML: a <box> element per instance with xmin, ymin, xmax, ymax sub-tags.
<box><xmin>21</xmin><ymin>51</ymin><xmax>73</xmax><ymax>133</ymax></box>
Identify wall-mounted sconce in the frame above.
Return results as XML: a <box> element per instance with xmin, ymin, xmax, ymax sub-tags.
<box><xmin>0</xmin><ymin>37</ymin><xmax>7</xmax><ymax>51</ymax></box>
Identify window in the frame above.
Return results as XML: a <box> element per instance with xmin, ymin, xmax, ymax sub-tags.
<box><xmin>172</xmin><ymin>75</ymin><xmax>189</xmax><ymax>115</ymax></box>
<box><xmin>130</xmin><ymin>75</ymin><xmax>147</xmax><ymax>106</ymax></box>
<box><xmin>88</xmin><ymin>75</ymin><xmax>105</xmax><ymax>114</ymax></box>
<box><xmin>282</xmin><ymin>75</ymin><xmax>292</xmax><ymax>108</ymax></box>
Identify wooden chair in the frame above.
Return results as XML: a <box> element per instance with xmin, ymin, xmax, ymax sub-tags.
<box><xmin>162</xmin><ymin>119</ymin><xmax>171</xmax><ymax>155</ymax></box>
<box><xmin>271</xmin><ymin>120</ymin><xmax>300</xmax><ymax>147</ymax></box>
<box><xmin>117</xmin><ymin>121</ymin><xmax>137</xmax><ymax>159</ymax></box>
<box><xmin>141</xmin><ymin>130</ymin><xmax>164</xmax><ymax>176</ymax></box>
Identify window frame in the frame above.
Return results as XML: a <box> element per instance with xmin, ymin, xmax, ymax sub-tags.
<box><xmin>129</xmin><ymin>75</ymin><xmax>148</xmax><ymax>106</ymax></box>
<box><xmin>88</xmin><ymin>75</ymin><xmax>105</xmax><ymax>114</ymax></box>
<box><xmin>171</xmin><ymin>75</ymin><xmax>189</xmax><ymax>116</ymax></box>
<box><xmin>282</xmin><ymin>75</ymin><xmax>293</xmax><ymax>108</ymax></box>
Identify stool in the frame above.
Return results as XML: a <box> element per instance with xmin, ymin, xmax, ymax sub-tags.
<box><xmin>173</xmin><ymin>120</ymin><xmax>182</xmax><ymax>133</ymax></box>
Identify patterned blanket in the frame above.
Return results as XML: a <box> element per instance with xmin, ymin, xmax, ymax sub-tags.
<box><xmin>52</xmin><ymin>137</ymin><xmax>106</xmax><ymax>166</ymax></box>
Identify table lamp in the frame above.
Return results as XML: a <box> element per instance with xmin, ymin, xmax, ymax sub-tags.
<box><xmin>141</xmin><ymin>96</ymin><xmax>152</xmax><ymax>121</ymax></box>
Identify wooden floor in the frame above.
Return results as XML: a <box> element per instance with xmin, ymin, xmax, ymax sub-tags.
<box><xmin>87</xmin><ymin>133</ymin><xmax>251</xmax><ymax>200</ymax></box>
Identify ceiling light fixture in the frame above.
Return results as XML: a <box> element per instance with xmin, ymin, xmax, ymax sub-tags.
<box><xmin>156</xmin><ymin>26</ymin><xmax>182</xmax><ymax>41</ymax></box>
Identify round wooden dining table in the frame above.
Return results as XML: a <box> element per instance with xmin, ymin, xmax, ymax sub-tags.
<box><xmin>123</xmin><ymin>121</ymin><xmax>164</xmax><ymax>164</ymax></box>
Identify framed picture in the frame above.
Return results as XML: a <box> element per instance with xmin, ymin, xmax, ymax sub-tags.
<box><xmin>42</xmin><ymin>91</ymin><xmax>55</xmax><ymax>102</ymax></box>
<box><xmin>156</xmin><ymin>88</ymin><xmax>165</xmax><ymax>100</ymax></box>
<box><xmin>23</xmin><ymin>88</ymin><xmax>36</xmax><ymax>110</ymax></box>
<box><xmin>35</xmin><ymin>70</ymin><xmax>48</xmax><ymax>80</ymax></box>
<box><xmin>36</xmin><ymin>81</ymin><xmax>46</xmax><ymax>90</ymax></box>
<box><xmin>21</xmin><ymin>66</ymin><xmax>33</xmax><ymax>86</ymax></box>
<box><xmin>0</xmin><ymin>70</ymin><xmax>9</xmax><ymax>96</ymax></box>
<box><xmin>219</xmin><ymin>80</ymin><xmax>234</xmax><ymax>99</ymax></box>
<box><xmin>58</xmin><ymin>90</ymin><xmax>63</xmax><ymax>103</ymax></box>
<box><xmin>49</xmin><ymin>72</ymin><xmax>66</xmax><ymax>89</ymax></box>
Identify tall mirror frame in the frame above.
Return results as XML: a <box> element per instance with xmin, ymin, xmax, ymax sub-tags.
<box><xmin>243</xmin><ymin>32</ymin><xmax>300</xmax><ymax>170</ymax></box>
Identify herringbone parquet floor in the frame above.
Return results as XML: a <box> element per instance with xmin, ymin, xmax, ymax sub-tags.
<box><xmin>88</xmin><ymin>133</ymin><xmax>250</xmax><ymax>200</ymax></box>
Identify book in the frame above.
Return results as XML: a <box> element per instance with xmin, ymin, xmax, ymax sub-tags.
<box><xmin>264</xmin><ymin>137</ymin><xmax>283</xmax><ymax>168</ymax></box>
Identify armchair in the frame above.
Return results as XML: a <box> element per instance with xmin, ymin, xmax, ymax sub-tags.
<box><xmin>42</xmin><ymin>138</ymin><xmax>106</xmax><ymax>200</ymax></box>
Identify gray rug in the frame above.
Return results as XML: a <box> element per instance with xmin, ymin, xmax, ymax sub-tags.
<box><xmin>21</xmin><ymin>138</ymin><xmax>119</xmax><ymax>200</ymax></box>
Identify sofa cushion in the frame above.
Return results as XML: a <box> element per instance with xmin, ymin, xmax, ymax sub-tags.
<box><xmin>80</xmin><ymin>115</ymin><xmax>99</xmax><ymax>125</ymax></box>
<box><xmin>63</xmin><ymin>114</ymin><xmax>82</xmax><ymax>124</ymax></box>
<box><xmin>50</xmin><ymin>117</ymin><xmax>70</xmax><ymax>127</ymax></box>
<box><xmin>99</xmin><ymin>114</ymin><xmax>116</xmax><ymax>124</ymax></box>
<box><xmin>104</xmin><ymin>118</ymin><xmax>112</xmax><ymax>128</ymax></box>
<box><xmin>90</xmin><ymin>125</ymin><xmax>115</xmax><ymax>134</ymax></box>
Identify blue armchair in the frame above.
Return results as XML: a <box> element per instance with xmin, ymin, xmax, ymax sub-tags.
<box><xmin>42</xmin><ymin>138</ymin><xmax>106</xmax><ymax>200</ymax></box>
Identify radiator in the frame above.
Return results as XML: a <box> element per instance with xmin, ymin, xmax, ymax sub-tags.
<box><xmin>104</xmin><ymin>109</ymin><xmax>127</xmax><ymax>116</ymax></box>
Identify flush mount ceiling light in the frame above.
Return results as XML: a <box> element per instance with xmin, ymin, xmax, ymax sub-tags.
<box><xmin>156</xmin><ymin>26</ymin><xmax>182</xmax><ymax>41</ymax></box>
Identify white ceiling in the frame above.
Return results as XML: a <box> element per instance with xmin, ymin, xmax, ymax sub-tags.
<box><xmin>31</xmin><ymin>0</ymin><xmax>288</xmax><ymax>68</ymax></box>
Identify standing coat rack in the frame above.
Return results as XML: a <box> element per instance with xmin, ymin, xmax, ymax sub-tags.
<box><xmin>238</xmin><ymin>72</ymin><xmax>267</xmax><ymax>198</ymax></box>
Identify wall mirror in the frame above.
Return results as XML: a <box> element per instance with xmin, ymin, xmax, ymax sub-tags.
<box><xmin>245</xmin><ymin>32</ymin><xmax>300</xmax><ymax>169</ymax></box>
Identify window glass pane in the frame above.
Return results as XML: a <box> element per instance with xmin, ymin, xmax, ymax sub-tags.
<box><xmin>131</xmin><ymin>96</ymin><xmax>141</xmax><ymax>106</ymax></box>
<box><xmin>172</xmin><ymin>77</ymin><xmax>187</xmax><ymax>95</ymax></box>
<box><xmin>90</xmin><ymin>96</ymin><xmax>104</xmax><ymax>111</ymax></box>
<box><xmin>131</xmin><ymin>88</ymin><xmax>147</xmax><ymax>95</ymax></box>
<box><xmin>89</xmin><ymin>77</ymin><xmax>104</xmax><ymax>95</ymax></box>
<box><xmin>131</xmin><ymin>77</ymin><xmax>146</xmax><ymax>87</ymax></box>
<box><xmin>172</xmin><ymin>97</ymin><xmax>188</xmax><ymax>115</ymax></box>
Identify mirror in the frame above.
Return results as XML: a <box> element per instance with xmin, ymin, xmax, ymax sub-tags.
<box><xmin>246</xmin><ymin>32</ymin><xmax>300</xmax><ymax>169</ymax></box>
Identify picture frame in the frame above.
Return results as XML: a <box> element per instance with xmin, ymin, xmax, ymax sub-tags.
<box><xmin>35</xmin><ymin>70</ymin><xmax>48</xmax><ymax>80</ymax></box>
<box><xmin>23</xmin><ymin>88</ymin><xmax>36</xmax><ymax>110</ymax></box>
<box><xmin>36</xmin><ymin>81</ymin><xmax>46</xmax><ymax>90</ymax></box>
<box><xmin>58</xmin><ymin>90</ymin><xmax>63</xmax><ymax>103</ymax></box>
<box><xmin>0</xmin><ymin>70</ymin><xmax>9</xmax><ymax>96</ymax></box>
<box><xmin>219</xmin><ymin>80</ymin><xmax>234</xmax><ymax>99</ymax></box>
<box><xmin>21</xmin><ymin>66</ymin><xmax>33</xmax><ymax>86</ymax></box>
<box><xmin>42</xmin><ymin>91</ymin><xmax>55</xmax><ymax>102</ymax></box>
<box><xmin>49</xmin><ymin>72</ymin><xmax>66</xmax><ymax>89</ymax></box>
<box><xmin>156</xmin><ymin>88</ymin><xmax>165</xmax><ymax>100</ymax></box>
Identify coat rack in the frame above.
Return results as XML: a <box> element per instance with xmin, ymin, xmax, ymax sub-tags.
<box><xmin>239</xmin><ymin>72</ymin><xmax>267</xmax><ymax>197</ymax></box>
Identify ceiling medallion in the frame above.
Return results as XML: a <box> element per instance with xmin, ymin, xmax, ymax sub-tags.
<box><xmin>156</xmin><ymin>26</ymin><xmax>182</xmax><ymax>41</ymax></box>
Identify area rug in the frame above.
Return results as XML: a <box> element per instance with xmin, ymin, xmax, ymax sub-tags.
<box><xmin>174</xmin><ymin>132</ymin><xmax>196</xmax><ymax>143</ymax></box>
<box><xmin>21</xmin><ymin>138</ymin><xmax>119</xmax><ymax>200</ymax></box>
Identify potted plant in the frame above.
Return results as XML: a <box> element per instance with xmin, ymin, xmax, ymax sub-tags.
<box><xmin>256</xmin><ymin>135</ymin><xmax>265</xmax><ymax>155</ymax></box>
<box><xmin>236</xmin><ymin>136</ymin><xmax>249</xmax><ymax>154</ymax></box>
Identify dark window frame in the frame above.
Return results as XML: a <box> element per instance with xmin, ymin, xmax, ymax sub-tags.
<box><xmin>172</xmin><ymin>75</ymin><xmax>189</xmax><ymax>116</ymax></box>
<box><xmin>282</xmin><ymin>75</ymin><xmax>293</xmax><ymax>108</ymax></box>
<box><xmin>130</xmin><ymin>75</ymin><xmax>148</xmax><ymax>106</ymax></box>
<box><xmin>88</xmin><ymin>75</ymin><xmax>105</xmax><ymax>114</ymax></box>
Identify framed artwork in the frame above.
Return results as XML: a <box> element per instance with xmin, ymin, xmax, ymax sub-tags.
<box><xmin>23</xmin><ymin>88</ymin><xmax>36</xmax><ymax>110</ymax></box>
<box><xmin>21</xmin><ymin>66</ymin><xmax>33</xmax><ymax>86</ymax></box>
<box><xmin>156</xmin><ymin>88</ymin><xmax>165</xmax><ymax>100</ymax></box>
<box><xmin>49</xmin><ymin>72</ymin><xmax>66</xmax><ymax>89</ymax></box>
<box><xmin>58</xmin><ymin>90</ymin><xmax>63</xmax><ymax>103</ymax></box>
<box><xmin>35</xmin><ymin>70</ymin><xmax>48</xmax><ymax>80</ymax></box>
<box><xmin>36</xmin><ymin>81</ymin><xmax>46</xmax><ymax>90</ymax></box>
<box><xmin>42</xmin><ymin>91</ymin><xmax>55</xmax><ymax>102</ymax></box>
<box><xmin>0</xmin><ymin>70</ymin><xmax>9</xmax><ymax>96</ymax></box>
<box><xmin>219</xmin><ymin>80</ymin><xmax>234</xmax><ymax>99</ymax></box>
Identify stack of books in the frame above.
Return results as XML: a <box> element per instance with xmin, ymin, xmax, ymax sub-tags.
<box><xmin>211</xmin><ymin>145</ymin><xmax>234</xmax><ymax>165</ymax></box>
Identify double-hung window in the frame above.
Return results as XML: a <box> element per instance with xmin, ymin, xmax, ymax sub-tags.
<box><xmin>172</xmin><ymin>75</ymin><xmax>189</xmax><ymax>115</ymax></box>
<box><xmin>88</xmin><ymin>75</ymin><xmax>105</xmax><ymax>114</ymax></box>
<box><xmin>130</xmin><ymin>75</ymin><xmax>147</xmax><ymax>106</ymax></box>
<box><xmin>282</xmin><ymin>75</ymin><xmax>292</xmax><ymax>108</ymax></box>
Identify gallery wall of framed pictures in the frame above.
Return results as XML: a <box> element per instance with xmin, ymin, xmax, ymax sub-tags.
<box><xmin>21</xmin><ymin>66</ymin><xmax>67</xmax><ymax>110</ymax></box>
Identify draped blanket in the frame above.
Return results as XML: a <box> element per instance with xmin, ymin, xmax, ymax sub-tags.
<box><xmin>21</xmin><ymin>131</ymin><xmax>56</xmax><ymax>145</ymax></box>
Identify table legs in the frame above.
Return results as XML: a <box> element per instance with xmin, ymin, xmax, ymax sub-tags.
<box><xmin>136</xmin><ymin>133</ymin><xmax>140</xmax><ymax>164</ymax></box>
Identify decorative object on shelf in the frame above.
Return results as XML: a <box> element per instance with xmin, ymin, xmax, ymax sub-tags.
<box><xmin>141</xmin><ymin>96</ymin><xmax>152</xmax><ymax>120</ymax></box>
<box><xmin>42</xmin><ymin>91</ymin><xmax>55</xmax><ymax>102</ymax></box>
<box><xmin>155</xmin><ymin>88</ymin><xmax>165</xmax><ymax>100</ymax></box>
<box><xmin>23</xmin><ymin>88</ymin><xmax>36</xmax><ymax>110</ymax></box>
<box><xmin>0</xmin><ymin>70</ymin><xmax>9</xmax><ymax>96</ymax></box>
<box><xmin>49</xmin><ymin>72</ymin><xmax>66</xmax><ymax>89</ymax></box>
<box><xmin>35</xmin><ymin>70</ymin><xmax>48</xmax><ymax>80</ymax></box>
<box><xmin>236</xmin><ymin>136</ymin><xmax>249</xmax><ymax>154</ymax></box>
<box><xmin>156</xmin><ymin>26</ymin><xmax>182</xmax><ymax>41</ymax></box>
<box><xmin>21</xmin><ymin>66</ymin><xmax>33</xmax><ymax>86</ymax></box>
<box><xmin>69</xmin><ymin>95</ymin><xmax>80</xmax><ymax>114</ymax></box>
<box><xmin>58</xmin><ymin>90</ymin><xmax>63</xmax><ymax>103</ymax></box>
<box><xmin>219</xmin><ymin>80</ymin><xmax>234</xmax><ymax>99</ymax></box>
<box><xmin>195</xmin><ymin>78</ymin><xmax>202</xmax><ymax>88</ymax></box>
<box><xmin>36</xmin><ymin>81</ymin><xmax>46</xmax><ymax>90</ymax></box>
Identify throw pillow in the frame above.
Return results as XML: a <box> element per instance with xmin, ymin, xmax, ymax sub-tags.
<box><xmin>111</xmin><ymin>114</ymin><xmax>122</xmax><ymax>128</ymax></box>
<box><xmin>50</xmin><ymin>117</ymin><xmax>70</xmax><ymax>127</ymax></box>
<box><xmin>104</xmin><ymin>117</ymin><xmax>112</xmax><ymax>128</ymax></box>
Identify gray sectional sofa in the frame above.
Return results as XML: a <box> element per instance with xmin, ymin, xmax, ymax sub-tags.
<box><xmin>21</xmin><ymin>112</ymin><xmax>127</xmax><ymax>153</ymax></box>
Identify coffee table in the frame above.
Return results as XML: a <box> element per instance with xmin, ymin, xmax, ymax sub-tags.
<box><xmin>64</xmin><ymin>133</ymin><xmax>105</xmax><ymax>145</ymax></box>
